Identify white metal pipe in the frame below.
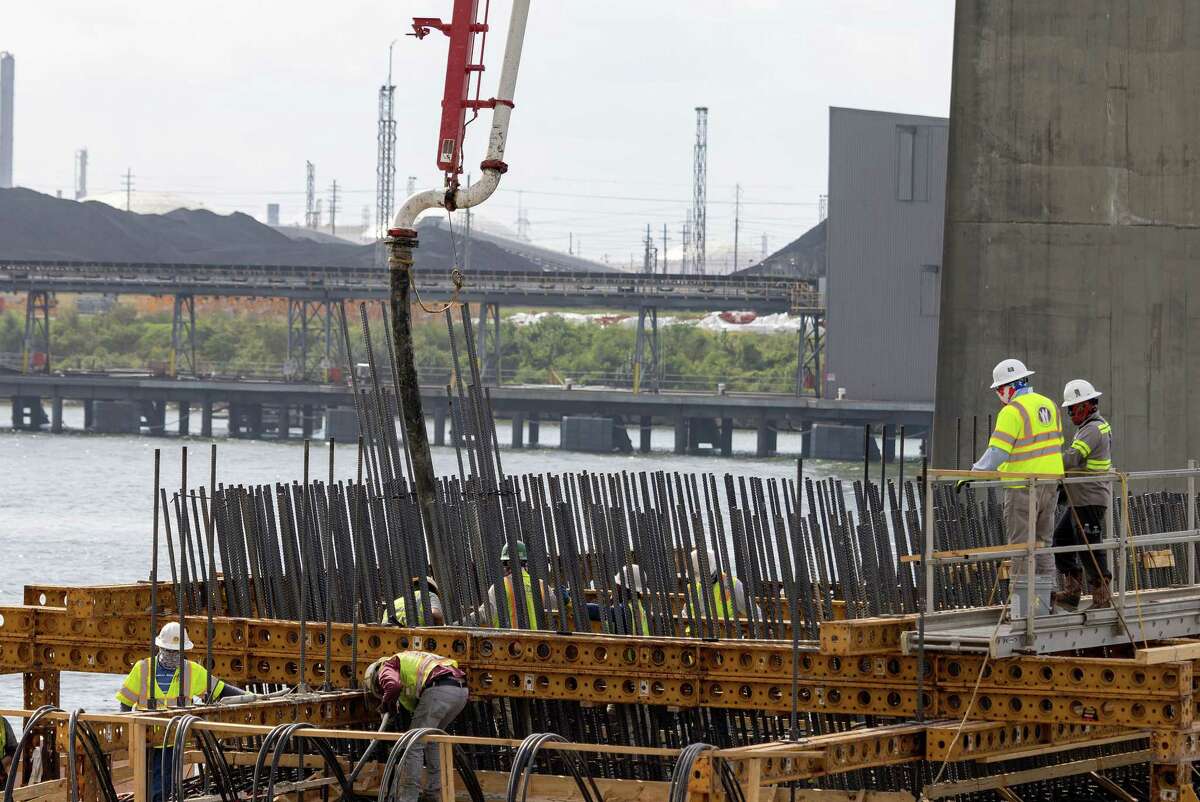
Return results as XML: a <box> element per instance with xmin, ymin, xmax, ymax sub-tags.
<box><xmin>391</xmin><ymin>0</ymin><xmax>531</xmax><ymax>231</ymax></box>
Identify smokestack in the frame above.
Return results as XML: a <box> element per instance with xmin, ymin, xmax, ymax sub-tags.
<box><xmin>0</xmin><ymin>53</ymin><xmax>13</xmax><ymax>188</ymax></box>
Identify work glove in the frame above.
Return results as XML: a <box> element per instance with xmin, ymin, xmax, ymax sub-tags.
<box><xmin>955</xmin><ymin>479</ymin><xmax>972</xmax><ymax>495</ymax></box>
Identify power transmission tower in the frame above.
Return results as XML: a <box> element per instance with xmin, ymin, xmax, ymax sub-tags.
<box><xmin>376</xmin><ymin>42</ymin><xmax>397</xmax><ymax>240</ymax></box>
<box><xmin>329</xmin><ymin>180</ymin><xmax>339</xmax><ymax>236</ymax></box>
<box><xmin>761</xmin><ymin>232</ymin><xmax>768</xmax><ymax>260</ymax></box>
<box><xmin>642</xmin><ymin>224</ymin><xmax>658</xmax><ymax>274</ymax></box>
<box><xmin>121</xmin><ymin>168</ymin><xmax>134</xmax><ymax>211</ymax></box>
<box><xmin>515</xmin><ymin>191</ymin><xmax>531</xmax><ymax>241</ymax></box>
<box><xmin>662</xmin><ymin>224</ymin><xmax>670</xmax><ymax>273</ymax></box>
<box><xmin>315</xmin><ymin>198</ymin><xmax>323</xmax><ymax>229</ymax></box>
<box><xmin>305</xmin><ymin>162</ymin><xmax>317</xmax><ymax>228</ymax></box>
<box><xmin>74</xmin><ymin>148</ymin><xmax>87</xmax><ymax>200</ymax></box>
<box><xmin>692</xmin><ymin>106</ymin><xmax>708</xmax><ymax>275</ymax></box>
<box><xmin>568</xmin><ymin>232</ymin><xmax>573</xmax><ymax>255</ymax></box>
<box><xmin>682</xmin><ymin>213</ymin><xmax>691</xmax><ymax>275</ymax></box>
<box><xmin>732</xmin><ymin>182</ymin><xmax>742</xmax><ymax>272</ymax></box>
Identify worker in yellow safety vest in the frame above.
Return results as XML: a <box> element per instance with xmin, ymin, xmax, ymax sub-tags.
<box><xmin>471</xmin><ymin>541</ymin><xmax>558</xmax><ymax>629</ymax></box>
<box><xmin>609</xmin><ymin>565</ymin><xmax>650</xmax><ymax>635</ymax></box>
<box><xmin>381</xmin><ymin>576</ymin><xmax>445</xmax><ymax>626</ymax></box>
<box><xmin>364</xmin><ymin>652</ymin><xmax>468</xmax><ymax>802</ymax></box>
<box><xmin>965</xmin><ymin>358</ymin><xmax>1065</xmax><ymax>619</ymax></box>
<box><xmin>0</xmin><ymin>714</ymin><xmax>15</xmax><ymax>785</ymax></box>
<box><xmin>685</xmin><ymin>548</ymin><xmax>755</xmax><ymax>635</ymax></box>
<box><xmin>1052</xmin><ymin>379</ymin><xmax>1114</xmax><ymax>611</ymax></box>
<box><xmin>116</xmin><ymin>623</ymin><xmax>246</xmax><ymax>802</ymax></box>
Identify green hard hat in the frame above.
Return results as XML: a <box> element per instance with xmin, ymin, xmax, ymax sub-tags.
<box><xmin>501</xmin><ymin>541</ymin><xmax>528</xmax><ymax>562</ymax></box>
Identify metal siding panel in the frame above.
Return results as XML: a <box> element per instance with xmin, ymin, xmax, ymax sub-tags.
<box><xmin>827</xmin><ymin>108</ymin><xmax>948</xmax><ymax>403</ymax></box>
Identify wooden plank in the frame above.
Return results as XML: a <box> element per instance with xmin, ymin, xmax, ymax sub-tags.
<box><xmin>11</xmin><ymin>779</ymin><xmax>66</xmax><ymax>802</ymax></box>
<box><xmin>901</xmin><ymin>543</ymin><xmax>1028</xmax><ymax>564</ymax></box>
<box><xmin>1088</xmin><ymin>771</ymin><xmax>1138</xmax><ymax>802</ymax></box>
<box><xmin>977</xmin><ymin>731</ymin><xmax>1148</xmax><ymax>763</ymax></box>
<box><xmin>922</xmin><ymin>750</ymin><xmax>1152</xmax><ymax>799</ymax></box>
<box><xmin>1135</xmin><ymin>641</ymin><xmax>1200</xmax><ymax>664</ymax></box>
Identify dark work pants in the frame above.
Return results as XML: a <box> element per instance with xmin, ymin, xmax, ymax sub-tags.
<box><xmin>150</xmin><ymin>746</ymin><xmax>175</xmax><ymax>802</ymax></box>
<box><xmin>1052</xmin><ymin>504</ymin><xmax>1111</xmax><ymax>582</ymax></box>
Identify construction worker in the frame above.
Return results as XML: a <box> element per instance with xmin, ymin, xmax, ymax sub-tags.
<box><xmin>471</xmin><ymin>541</ymin><xmax>558</xmax><ymax>629</ymax></box>
<box><xmin>116</xmin><ymin>623</ymin><xmax>246</xmax><ymax>802</ymax></box>
<box><xmin>609</xmin><ymin>565</ymin><xmax>650</xmax><ymax>635</ymax></box>
<box><xmin>364</xmin><ymin>651</ymin><xmax>468</xmax><ymax>802</ymax></box>
<box><xmin>685</xmin><ymin>548</ymin><xmax>755</xmax><ymax>633</ymax></box>
<box><xmin>1</xmin><ymin>715</ymin><xmax>15</xmax><ymax>785</ymax></box>
<box><xmin>1053</xmin><ymin>379</ymin><xmax>1114</xmax><ymax>610</ymax></box>
<box><xmin>382</xmin><ymin>577</ymin><xmax>445</xmax><ymax>626</ymax></box>
<box><xmin>967</xmin><ymin>358</ymin><xmax>1065</xmax><ymax>618</ymax></box>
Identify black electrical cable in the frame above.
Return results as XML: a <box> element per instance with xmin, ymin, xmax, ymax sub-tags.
<box><xmin>2</xmin><ymin>705</ymin><xmax>60</xmax><ymax>802</ymax></box>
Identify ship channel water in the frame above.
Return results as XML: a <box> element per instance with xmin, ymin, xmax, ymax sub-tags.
<box><xmin>0</xmin><ymin>401</ymin><xmax>913</xmax><ymax>713</ymax></box>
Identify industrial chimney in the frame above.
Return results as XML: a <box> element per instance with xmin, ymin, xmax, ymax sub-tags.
<box><xmin>0</xmin><ymin>52</ymin><xmax>13</xmax><ymax>188</ymax></box>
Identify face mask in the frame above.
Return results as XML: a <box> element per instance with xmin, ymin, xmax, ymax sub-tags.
<box><xmin>157</xmin><ymin>649</ymin><xmax>181</xmax><ymax>669</ymax></box>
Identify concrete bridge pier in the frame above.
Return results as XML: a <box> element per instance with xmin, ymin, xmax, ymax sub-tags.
<box><xmin>527</xmin><ymin>413</ymin><xmax>539</xmax><ymax>447</ymax></box>
<box><xmin>11</xmin><ymin>396</ymin><xmax>46</xmax><ymax>430</ymax></box>
<box><xmin>301</xmin><ymin>405</ymin><xmax>314</xmax><ymax>439</ymax></box>
<box><xmin>200</xmin><ymin>401</ymin><xmax>213</xmax><ymax>438</ymax></box>
<box><xmin>639</xmin><ymin>416</ymin><xmax>652</xmax><ymax>454</ymax></box>
<box><xmin>50</xmin><ymin>396</ymin><xmax>63</xmax><ymax>433</ymax></box>
<box><xmin>278</xmin><ymin>405</ymin><xmax>290</xmax><ymax>440</ymax></box>
<box><xmin>720</xmin><ymin>418</ymin><xmax>734</xmax><ymax>457</ymax></box>
<box><xmin>141</xmin><ymin>400</ymin><xmax>167</xmax><ymax>436</ymax></box>
<box><xmin>511</xmin><ymin>413</ymin><xmax>525</xmax><ymax>449</ymax></box>
<box><xmin>178</xmin><ymin>401</ymin><xmax>190</xmax><ymax>436</ymax></box>
<box><xmin>83</xmin><ymin>399</ymin><xmax>94</xmax><ymax>430</ymax></box>
<box><xmin>755</xmin><ymin>419</ymin><xmax>777</xmax><ymax>458</ymax></box>
<box><xmin>673</xmin><ymin>417</ymin><xmax>688</xmax><ymax>455</ymax></box>
<box><xmin>433</xmin><ymin>408</ymin><xmax>447</xmax><ymax>447</ymax></box>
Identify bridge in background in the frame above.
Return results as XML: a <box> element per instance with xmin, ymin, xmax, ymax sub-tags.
<box><xmin>0</xmin><ymin>373</ymin><xmax>928</xmax><ymax>459</ymax></box>
<box><xmin>0</xmin><ymin>259</ymin><xmax>824</xmax><ymax>395</ymax></box>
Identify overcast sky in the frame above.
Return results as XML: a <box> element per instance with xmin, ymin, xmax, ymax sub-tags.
<box><xmin>4</xmin><ymin>1</ymin><xmax>954</xmax><ymax>270</ymax></box>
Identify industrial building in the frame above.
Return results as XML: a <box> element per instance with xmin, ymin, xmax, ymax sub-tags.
<box><xmin>823</xmin><ymin>106</ymin><xmax>948</xmax><ymax>403</ymax></box>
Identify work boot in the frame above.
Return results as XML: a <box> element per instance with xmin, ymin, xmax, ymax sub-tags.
<box><xmin>1052</xmin><ymin>572</ymin><xmax>1082</xmax><ymax>612</ymax></box>
<box><xmin>1089</xmin><ymin>577</ymin><xmax>1112</xmax><ymax>609</ymax></box>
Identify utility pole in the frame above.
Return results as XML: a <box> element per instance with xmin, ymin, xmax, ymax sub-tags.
<box><xmin>121</xmin><ymin>168</ymin><xmax>134</xmax><ymax>212</ymax></box>
<box><xmin>376</xmin><ymin>41</ymin><xmax>398</xmax><ymax>242</ymax></box>
<box><xmin>682</xmin><ymin>213</ymin><xmax>691</xmax><ymax>275</ymax></box>
<box><xmin>732</xmin><ymin>182</ymin><xmax>742</xmax><ymax>272</ymax></box>
<box><xmin>761</xmin><ymin>232</ymin><xmax>768</xmax><ymax>260</ymax></box>
<box><xmin>662</xmin><ymin>224</ymin><xmax>669</xmax><ymax>273</ymax></box>
<box><xmin>692</xmin><ymin>107</ymin><xmax>708</xmax><ymax>275</ymax></box>
<box><xmin>643</xmin><ymin>224</ymin><xmax>653</xmax><ymax>275</ymax></box>
<box><xmin>329</xmin><ymin>180</ymin><xmax>339</xmax><ymax>236</ymax></box>
<box><xmin>568</xmin><ymin>232</ymin><xmax>573</xmax><ymax>256</ymax></box>
<box><xmin>305</xmin><ymin>162</ymin><xmax>316</xmax><ymax>228</ymax></box>
<box><xmin>74</xmin><ymin>148</ymin><xmax>88</xmax><ymax>200</ymax></box>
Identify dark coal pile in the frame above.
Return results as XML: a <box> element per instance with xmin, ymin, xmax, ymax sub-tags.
<box><xmin>0</xmin><ymin>188</ymin><xmax>609</xmax><ymax>272</ymax></box>
<box><xmin>734</xmin><ymin>218</ymin><xmax>825</xmax><ymax>279</ymax></box>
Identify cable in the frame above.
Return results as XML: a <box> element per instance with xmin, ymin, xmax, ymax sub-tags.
<box><xmin>2</xmin><ymin>705</ymin><xmax>61</xmax><ymax>802</ymax></box>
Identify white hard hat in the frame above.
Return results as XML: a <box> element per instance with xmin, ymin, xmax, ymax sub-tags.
<box><xmin>990</xmin><ymin>358</ymin><xmax>1035</xmax><ymax>389</ymax></box>
<box><xmin>1062</xmin><ymin>378</ymin><xmax>1102</xmax><ymax>407</ymax></box>
<box><xmin>154</xmin><ymin>621</ymin><xmax>193</xmax><ymax>651</ymax></box>
<box><xmin>690</xmin><ymin>548</ymin><xmax>718</xmax><ymax>577</ymax></box>
<box><xmin>613</xmin><ymin>565</ymin><xmax>645</xmax><ymax>593</ymax></box>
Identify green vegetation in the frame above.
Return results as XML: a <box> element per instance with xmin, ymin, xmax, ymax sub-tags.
<box><xmin>0</xmin><ymin>303</ymin><xmax>806</xmax><ymax>392</ymax></box>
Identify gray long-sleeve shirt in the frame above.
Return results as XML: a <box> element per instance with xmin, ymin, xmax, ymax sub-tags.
<box><xmin>1063</xmin><ymin>413</ymin><xmax>1112</xmax><ymax>508</ymax></box>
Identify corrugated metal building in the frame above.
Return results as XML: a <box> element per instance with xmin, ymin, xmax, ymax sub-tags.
<box><xmin>825</xmin><ymin>107</ymin><xmax>948</xmax><ymax>403</ymax></box>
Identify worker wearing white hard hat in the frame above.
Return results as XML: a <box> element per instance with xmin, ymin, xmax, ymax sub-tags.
<box><xmin>684</xmin><ymin>547</ymin><xmax>756</xmax><ymax>635</ymax></box>
<box><xmin>1051</xmin><ymin>379</ymin><xmax>1114</xmax><ymax>610</ymax></box>
<box><xmin>965</xmin><ymin>358</ymin><xmax>1065</xmax><ymax>620</ymax></box>
<box><xmin>610</xmin><ymin>565</ymin><xmax>650</xmax><ymax>635</ymax></box>
<box><xmin>116</xmin><ymin>623</ymin><xmax>246</xmax><ymax>802</ymax></box>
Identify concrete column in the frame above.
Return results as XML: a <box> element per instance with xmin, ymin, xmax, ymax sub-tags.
<box><xmin>673</xmin><ymin>417</ymin><xmax>688</xmax><ymax>455</ymax></box>
<box><xmin>639</xmin><ymin>416</ymin><xmax>652</xmax><ymax>453</ymax></box>
<box><xmin>756</xmin><ymin>419</ymin><xmax>777</xmax><ymax>458</ymax></box>
<box><xmin>434</xmin><ymin>407</ymin><xmax>446</xmax><ymax>447</ymax></box>
<box><xmin>178</xmin><ymin>401</ymin><xmax>190</xmax><ymax>436</ymax></box>
<box><xmin>511</xmin><ymin>412</ymin><xmax>525</xmax><ymax>449</ymax></box>
<box><xmin>200</xmin><ymin>401</ymin><xmax>213</xmax><ymax>437</ymax></box>
<box><xmin>528</xmin><ymin>413</ymin><xmax>540</xmax><ymax>447</ymax></box>
<box><xmin>50</xmin><ymin>396</ymin><xmax>63</xmax><ymax>433</ymax></box>
<box><xmin>301</xmin><ymin>404</ymin><xmax>314</xmax><ymax>439</ymax></box>
<box><xmin>720</xmin><ymin>417</ymin><xmax>733</xmax><ymax>457</ymax></box>
<box><xmin>278</xmin><ymin>405</ymin><xmax>290</xmax><ymax>440</ymax></box>
<box><xmin>248</xmin><ymin>404</ymin><xmax>265</xmax><ymax>439</ymax></box>
<box><xmin>83</xmin><ymin>399</ymin><xmax>94</xmax><ymax>430</ymax></box>
<box><xmin>144</xmin><ymin>401</ymin><xmax>167</xmax><ymax>437</ymax></box>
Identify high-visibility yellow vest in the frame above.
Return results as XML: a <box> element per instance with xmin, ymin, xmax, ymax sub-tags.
<box><xmin>491</xmin><ymin>570</ymin><xmax>543</xmax><ymax>628</ymax></box>
<box><xmin>988</xmin><ymin>392</ymin><xmax>1065</xmax><ymax>484</ymax></box>
<box><xmin>390</xmin><ymin>651</ymin><xmax>460</xmax><ymax>712</ymax></box>
<box><xmin>381</xmin><ymin>592</ymin><xmax>433</xmax><ymax>626</ymax></box>
<box><xmin>0</xmin><ymin>715</ymin><xmax>6</xmax><ymax>755</ymax></box>
<box><xmin>690</xmin><ymin>576</ymin><xmax>735</xmax><ymax>621</ymax></box>
<box><xmin>114</xmin><ymin>658</ymin><xmax>222</xmax><ymax>710</ymax></box>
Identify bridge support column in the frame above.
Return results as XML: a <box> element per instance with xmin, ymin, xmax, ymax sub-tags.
<box><xmin>170</xmin><ymin>293</ymin><xmax>197</xmax><ymax>378</ymax></box>
<box><xmin>22</xmin><ymin>290</ymin><xmax>52</xmax><ymax>374</ymax></box>
<box><xmin>795</xmin><ymin>312</ymin><xmax>824</xmax><ymax>397</ymax></box>
<box><xmin>83</xmin><ymin>399</ymin><xmax>94</xmax><ymax>430</ymax></box>
<box><xmin>527</xmin><ymin>413</ymin><xmax>539</xmax><ymax>447</ymax></box>
<box><xmin>756</xmin><ymin>419</ymin><xmax>777</xmax><ymax>458</ymax></box>
<box><xmin>201</xmin><ymin>401</ymin><xmax>213</xmax><ymax>437</ymax></box>
<box><xmin>142</xmin><ymin>400</ymin><xmax>167</xmax><ymax>436</ymax></box>
<box><xmin>287</xmin><ymin>299</ymin><xmax>337</xmax><ymax>382</ymax></box>
<box><xmin>673</xmin><ymin>417</ymin><xmax>687</xmax><ymax>455</ymax></box>
<box><xmin>433</xmin><ymin>407</ymin><xmax>446</xmax><ymax>446</ymax></box>
<box><xmin>640</xmin><ymin>416</ymin><xmax>652</xmax><ymax>453</ymax></box>
<box><xmin>632</xmin><ymin>306</ymin><xmax>660</xmax><ymax>394</ymax></box>
<box><xmin>475</xmin><ymin>301</ymin><xmax>502</xmax><ymax>386</ymax></box>
<box><xmin>275</xmin><ymin>405</ymin><xmax>289</xmax><ymax>439</ymax></box>
<box><xmin>301</xmin><ymin>404</ymin><xmax>314</xmax><ymax>439</ymax></box>
<box><xmin>178</xmin><ymin>401</ymin><xmax>190</xmax><ymax>436</ymax></box>
<box><xmin>50</xmin><ymin>396</ymin><xmax>63</xmax><ymax>433</ymax></box>
<box><xmin>511</xmin><ymin>412</ymin><xmax>525</xmax><ymax>449</ymax></box>
<box><xmin>720</xmin><ymin>417</ymin><xmax>733</xmax><ymax>457</ymax></box>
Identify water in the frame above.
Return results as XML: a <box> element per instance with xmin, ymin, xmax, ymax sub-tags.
<box><xmin>0</xmin><ymin>401</ymin><xmax>913</xmax><ymax>713</ymax></box>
